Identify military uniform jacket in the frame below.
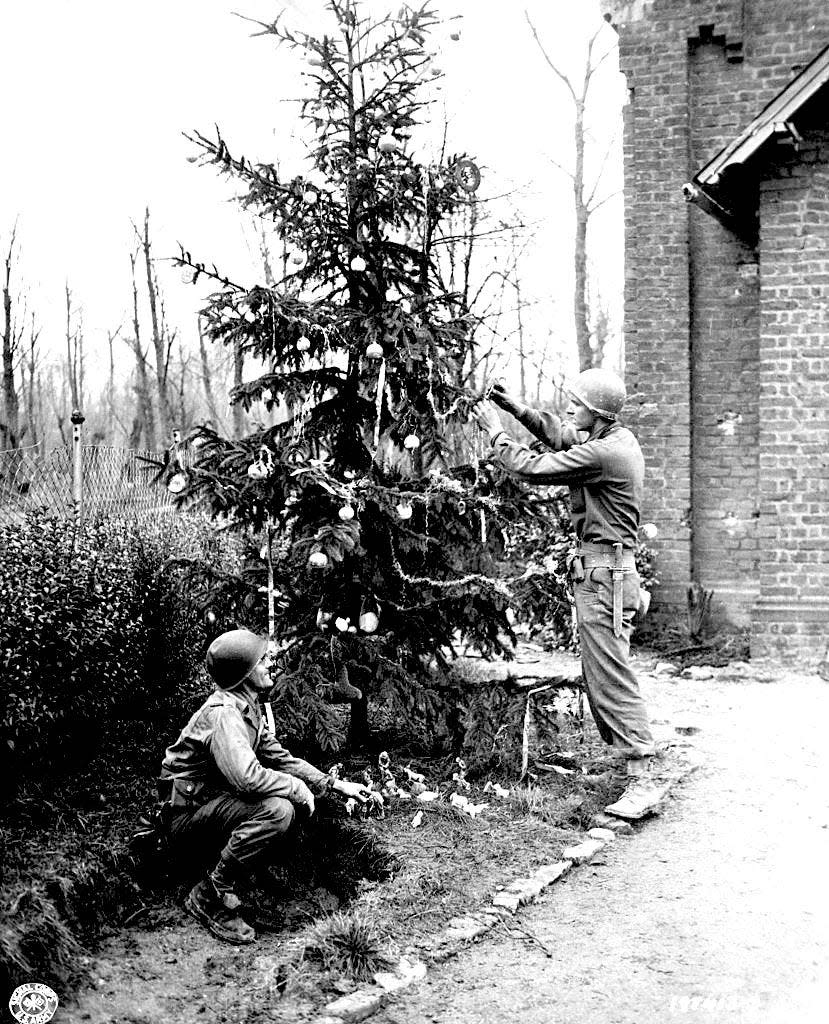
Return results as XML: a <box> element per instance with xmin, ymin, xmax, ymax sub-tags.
<box><xmin>160</xmin><ymin>688</ymin><xmax>329</xmax><ymax>805</ymax></box>
<box><xmin>492</xmin><ymin>407</ymin><xmax>644</xmax><ymax>549</ymax></box>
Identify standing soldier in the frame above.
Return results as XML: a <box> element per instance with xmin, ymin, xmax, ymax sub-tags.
<box><xmin>472</xmin><ymin>368</ymin><xmax>659</xmax><ymax>820</ymax></box>
<box><xmin>159</xmin><ymin>629</ymin><xmax>373</xmax><ymax>944</ymax></box>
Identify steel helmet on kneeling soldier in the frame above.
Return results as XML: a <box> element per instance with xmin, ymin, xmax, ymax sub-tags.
<box><xmin>206</xmin><ymin>629</ymin><xmax>268</xmax><ymax>690</ymax></box>
<box><xmin>567</xmin><ymin>368</ymin><xmax>627</xmax><ymax>420</ymax></box>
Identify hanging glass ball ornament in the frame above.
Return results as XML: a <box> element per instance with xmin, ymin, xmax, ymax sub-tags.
<box><xmin>308</xmin><ymin>551</ymin><xmax>329</xmax><ymax>569</ymax></box>
<box><xmin>365</xmin><ymin>341</ymin><xmax>384</xmax><ymax>360</ymax></box>
<box><xmin>404</xmin><ymin>188</ymin><xmax>414</xmax><ymax>199</ymax></box>
<box><xmin>335</xmin><ymin>616</ymin><xmax>350</xmax><ymax>632</ymax></box>
<box><xmin>303</xmin><ymin>189</ymin><xmax>318</xmax><ymax>204</ymax></box>
<box><xmin>167</xmin><ymin>471</ymin><xmax>188</xmax><ymax>494</ymax></box>
<box><xmin>350</xmin><ymin>255</ymin><xmax>367</xmax><ymax>272</ymax></box>
<box><xmin>396</xmin><ymin>501</ymin><xmax>413</xmax><ymax>521</ymax></box>
<box><xmin>247</xmin><ymin>460</ymin><xmax>266</xmax><ymax>480</ymax></box>
<box><xmin>403</xmin><ymin>434</ymin><xmax>420</xmax><ymax>451</ymax></box>
<box><xmin>180</xmin><ymin>265</ymin><xmax>196</xmax><ymax>284</ymax></box>
<box><xmin>359</xmin><ymin>611</ymin><xmax>379</xmax><ymax>633</ymax></box>
<box><xmin>378</xmin><ymin>133</ymin><xmax>400</xmax><ymax>154</ymax></box>
<box><xmin>338</xmin><ymin>504</ymin><xmax>355</xmax><ymax>522</ymax></box>
<box><xmin>296</xmin><ymin>336</ymin><xmax>311</xmax><ymax>353</ymax></box>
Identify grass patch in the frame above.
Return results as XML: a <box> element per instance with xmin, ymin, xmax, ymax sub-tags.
<box><xmin>305</xmin><ymin>911</ymin><xmax>394</xmax><ymax>981</ymax></box>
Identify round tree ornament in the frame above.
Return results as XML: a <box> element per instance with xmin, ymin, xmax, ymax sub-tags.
<box><xmin>309</xmin><ymin>551</ymin><xmax>329</xmax><ymax>569</ymax></box>
<box><xmin>403</xmin><ymin>433</ymin><xmax>420</xmax><ymax>450</ymax></box>
<box><xmin>303</xmin><ymin>189</ymin><xmax>318</xmax><ymax>205</ymax></box>
<box><xmin>378</xmin><ymin>133</ymin><xmax>400</xmax><ymax>154</ymax></box>
<box><xmin>359</xmin><ymin>610</ymin><xmax>379</xmax><ymax>633</ymax></box>
<box><xmin>454</xmin><ymin>158</ymin><xmax>481</xmax><ymax>193</ymax></box>
<box><xmin>296</xmin><ymin>335</ymin><xmax>311</xmax><ymax>353</ymax></box>
<box><xmin>168</xmin><ymin>471</ymin><xmax>188</xmax><ymax>494</ymax></box>
<box><xmin>180</xmin><ymin>264</ymin><xmax>197</xmax><ymax>285</ymax></box>
<box><xmin>396</xmin><ymin>501</ymin><xmax>413</xmax><ymax>521</ymax></box>
<box><xmin>350</xmin><ymin>255</ymin><xmax>367</xmax><ymax>272</ymax></box>
<box><xmin>365</xmin><ymin>341</ymin><xmax>384</xmax><ymax>360</ymax></box>
<box><xmin>338</xmin><ymin>504</ymin><xmax>355</xmax><ymax>521</ymax></box>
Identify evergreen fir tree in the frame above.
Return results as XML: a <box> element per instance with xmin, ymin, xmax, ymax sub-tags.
<box><xmin>176</xmin><ymin>0</ymin><xmax>532</xmax><ymax>751</ymax></box>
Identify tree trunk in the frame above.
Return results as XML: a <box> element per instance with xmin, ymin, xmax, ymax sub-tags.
<box><xmin>128</xmin><ymin>251</ymin><xmax>157</xmax><ymax>449</ymax></box>
<box><xmin>2</xmin><ymin>231</ymin><xmax>20</xmax><ymax>449</ymax></box>
<box><xmin>232</xmin><ymin>338</ymin><xmax>245</xmax><ymax>439</ymax></box>
<box><xmin>142</xmin><ymin>208</ymin><xmax>172</xmax><ymax>444</ymax></box>
<box><xmin>198</xmin><ymin>319</ymin><xmax>223</xmax><ymax>431</ymax></box>
<box><xmin>572</xmin><ymin>96</ymin><xmax>592</xmax><ymax>372</ymax></box>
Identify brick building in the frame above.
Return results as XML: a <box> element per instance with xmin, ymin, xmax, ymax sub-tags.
<box><xmin>600</xmin><ymin>0</ymin><xmax>829</xmax><ymax>660</ymax></box>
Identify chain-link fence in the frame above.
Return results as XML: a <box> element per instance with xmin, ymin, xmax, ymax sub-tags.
<box><xmin>0</xmin><ymin>441</ymin><xmax>186</xmax><ymax>527</ymax></box>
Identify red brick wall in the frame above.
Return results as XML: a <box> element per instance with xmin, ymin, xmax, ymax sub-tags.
<box><xmin>604</xmin><ymin>0</ymin><xmax>829</xmax><ymax>658</ymax></box>
<box><xmin>753</xmin><ymin>123</ymin><xmax>829</xmax><ymax>657</ymax></box>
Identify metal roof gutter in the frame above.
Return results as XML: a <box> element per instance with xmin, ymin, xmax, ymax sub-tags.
<box><xmin>684</xmin><ymin>42</ymin><xmax>829</xmax><ymax>206</ymax></box>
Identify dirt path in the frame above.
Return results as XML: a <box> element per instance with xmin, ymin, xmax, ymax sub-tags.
<box><xmin>374</xmin><ymin>667</ymin><xmax>829</xmax><ymax>1024</ymax></box>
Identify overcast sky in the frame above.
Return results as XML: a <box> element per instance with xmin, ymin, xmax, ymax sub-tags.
<box><xmin>0</xmin><ymin>0</ymin><xmax>624</xmax><ymax>398</ymax></box>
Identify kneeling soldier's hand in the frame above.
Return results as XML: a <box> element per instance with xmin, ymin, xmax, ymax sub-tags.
<box><xmin>292</xmin><ymin>780</ymin><xmax>316</xmax><ymax>817</ymax></box>
<box><xmin>334</xmin><ymin>779</ymin><xmax>374</xmax><ymax>804</ymax></box>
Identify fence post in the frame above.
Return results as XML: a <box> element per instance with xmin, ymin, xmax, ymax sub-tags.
<box><xmin>71</xmin><ymin>408</ymin><xmax>85</xmax><ymax>522</ymax></box>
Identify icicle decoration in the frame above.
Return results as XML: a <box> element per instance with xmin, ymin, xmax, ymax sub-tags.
<box><xmin>373</xmin><ymin>358</ymin><xmax>387</xmax><ymax>454</ymax></box>
<box><xmin>263</xmin><ymin>515</ymin><xmax>277</xmax><ymax>735</ymax></box>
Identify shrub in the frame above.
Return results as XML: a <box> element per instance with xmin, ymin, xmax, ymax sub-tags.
<box><xmin>0</xmin><ymin>510</ymin><xmax>236</xmax><ymax>790</ymax></box>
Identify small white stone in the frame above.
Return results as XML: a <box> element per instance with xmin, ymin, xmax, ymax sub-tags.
<box><xmin>492</xmin><ymin>892</ymin><xmax>521</xmax><ymax>913</ymax></box>
<box><xmin>587</xmin><ymin>827</ymin><xmax>617</xmax><ymax>842</ymax></box>
<box><xmin>324</xmin><ymin>988</ymin><xmax>385</xmax><ymax>1022</ymax></box>
<box><xmin>562</xmin><ymin>838</ymin><xmax>605</xmax><ymax>864</ymax></box>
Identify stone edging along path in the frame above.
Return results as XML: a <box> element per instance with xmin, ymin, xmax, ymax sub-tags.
<box><xmin>311</xmin><ymin>756</ymin><xmax>702</xmax><ymax>1024</ymax></box>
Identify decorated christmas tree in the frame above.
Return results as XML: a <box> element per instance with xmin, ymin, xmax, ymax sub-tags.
<box><xmin>175</xmin><ymin>0</ymin><xmax>533</xmax><ymax>751</ymax></box>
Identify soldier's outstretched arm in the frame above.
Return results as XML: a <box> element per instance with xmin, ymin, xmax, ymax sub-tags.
<box><xmin>490</xmin><ymin>431</ymin><xmax>603</xmax><ymax>487</ymax></box>
<box><xmin>489</xmin><ymin>384</ymin><xmax>578</xmax><ymax>451</ymax></box>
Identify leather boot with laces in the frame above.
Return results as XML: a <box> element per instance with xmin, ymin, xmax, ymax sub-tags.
<box><xmin>185</xmin><ymin>860</ymin><xmax>256</xmax><ymax>945</ymax></box>
<box><xmin>605</xmin><ymin>759</ymin><xmax>663</xmax><ymax>820</ymax></box>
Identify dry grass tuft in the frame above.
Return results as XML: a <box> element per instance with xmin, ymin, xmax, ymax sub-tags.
<box><xmin>304</xmin><ymin>911</ymin><xmax>394</xmax><ymax>981</ymax></box>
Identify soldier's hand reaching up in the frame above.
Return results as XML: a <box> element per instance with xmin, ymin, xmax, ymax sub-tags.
<box><xmin>488</xmin><ymin>383</ymin><xmax>524</xmax><ymax>418</ymax></box>
<box><xmin>471</xmin><ymin>400</ymin><xmax>504</xmax><ymax>440</ymax></box>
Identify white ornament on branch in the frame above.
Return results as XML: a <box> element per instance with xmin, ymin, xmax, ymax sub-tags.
<box><xmin>403</xmin><ymin>433</ymin><xmax>420</xmax><ymax>451</ymax></box>
<box><xmin>308</xmin><ymin>551</ymin><xmax>329</xmax><ymax>569</ymax></box>
<box><xmin>338</xmin><ymin>504</ymin><xmax>355</xmax><ymax>521</ymax></box>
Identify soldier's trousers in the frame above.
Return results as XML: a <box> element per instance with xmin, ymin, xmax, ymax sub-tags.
<box><xmin>574</xmin><ymin>565</ymin><xmax>655</xmax><ymax>759</ymax></box>
<box><xmin>169</xmin><ymin>793</ymin><xmax>296</xmax><ymax>870</ymax></box>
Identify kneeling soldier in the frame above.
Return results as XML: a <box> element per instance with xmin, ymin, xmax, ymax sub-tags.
<box><xmin>473</xmin><ymin>369</ymin><xmax>660</xmax><ymax>820</ymax></box>
<box><xmin>159</xmin><ymin>629</ymin><xmax>371</xmax><ymax>944</ymax></box>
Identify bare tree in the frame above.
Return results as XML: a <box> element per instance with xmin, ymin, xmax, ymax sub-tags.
<box><xmin>135</xmin><ymin>208</ymin><xmax>177</xmax><ymax>444</ymax></box>
<box><xmin>1</xmin><ymin>224</ymin><xmax>22</xmax><ymax>449</ymax></box>
<box><xmin>125</xmin><ymin>249</ymin><xmax>157</xmax><ymax>449</ymax></box>
<box><xmin>526</xmin><ymin>10</ymin><xmax>621</xmax><ymax>370</ymax></box>
<box><xmin>64</xmin><ymin>284</ymin><xmax>84</xmax><ymax>414</ymax></box>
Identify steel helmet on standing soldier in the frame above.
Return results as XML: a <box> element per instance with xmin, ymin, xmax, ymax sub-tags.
<box><xmin>566</xmin><ymin>368</ymin><xmax>627</xmax><ymax>420</ymax></box>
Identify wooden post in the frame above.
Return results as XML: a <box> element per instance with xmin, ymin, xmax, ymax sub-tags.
<box><xmin>70</xmin><ymin>408</ymin><xmax>85</xmax><ymax>523</ymax></box>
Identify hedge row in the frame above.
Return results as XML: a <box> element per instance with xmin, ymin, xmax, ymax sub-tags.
<box><xmin>0</xmin><ymin>510</ymin><xmax>236</xmax><ymax>792</ymax></box>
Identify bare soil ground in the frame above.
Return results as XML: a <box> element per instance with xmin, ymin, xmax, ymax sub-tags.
<box><xmin>52</xmin><ymin>654</ymin><xmax>829</xmax><ymax>1023</ymax></box>
<box><xmin>373</xmin><ymin>664</ymin><xmax>829</xmax><ymax>1024</ymax></box>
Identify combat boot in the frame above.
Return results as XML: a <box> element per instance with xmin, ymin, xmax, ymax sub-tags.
<box><xmin>185</xmin><ymin>859</ymin><xmax>256</xmax><ymax>945</ymax></box>
<box><xmin>604</xmin><ymin>758</ymin><xmax>663</xmax><ymax>821</ymax></box>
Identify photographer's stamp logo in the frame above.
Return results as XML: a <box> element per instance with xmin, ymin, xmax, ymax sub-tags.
<box><xmin>8</xmin><ymin>984</ymin><xmax>58</xmax><ymax>1024</ymax></box>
